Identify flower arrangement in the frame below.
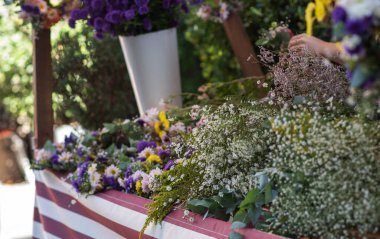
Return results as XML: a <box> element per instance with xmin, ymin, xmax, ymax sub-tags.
<box><xmin>33</xmin><ymin>133</ymin><xmax>79</xmax><ymax>171</ymax></box>
<box><xmin>68</xmin><ymin>0</ymin><xmax>203</xmax><ymax>39</ymax></box>
<box><xmin>331</xmin><ymin>0</ymin><xmax>380</xmax><ymax>109</ymax></box>
<box><xmin>8</xmin><ymin>0</ymin><xmax>80</xmax><ymax>29</ymax></box>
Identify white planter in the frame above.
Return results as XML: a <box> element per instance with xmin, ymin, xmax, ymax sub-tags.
<box><xmin>119</xmin><ymin>28</ymin><xmax>182</xmax><ymax>115</ymax></box>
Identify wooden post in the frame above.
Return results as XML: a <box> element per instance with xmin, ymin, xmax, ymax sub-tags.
<box><xmin>32</xmin><ymin>29</ymin><xmax>54</xmax><ymax>149</ymax></box>
<box><xmin>222</xmin><ymin>12</ymin><xmax>263</xmax><ymax>78</ymax></box>
<box><xmin>214</xmin><ymin>0</ymin><xmax>263</xmax><ymax>78</ymax></box>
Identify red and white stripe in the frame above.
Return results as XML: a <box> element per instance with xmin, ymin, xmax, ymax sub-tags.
<box><xmin>34</xmin><ymin>170</ymin><xmax>286</xmax><ymax>239</ymax></box>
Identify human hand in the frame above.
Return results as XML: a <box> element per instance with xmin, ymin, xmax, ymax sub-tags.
<box><xmin>288</xmin><ymin>33</ymin><xmax>328</xmax><ymax>56</ymax></box>
<box><xmin>288</xmin><ymin>34</ymin><xmax>344</xmax><ymax>64</ymax></box>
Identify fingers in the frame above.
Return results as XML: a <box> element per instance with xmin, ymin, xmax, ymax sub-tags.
<box><xmin>288</xmin><ymin>34</ymin><xmax>309</xmax><ymax>50</ymax></box>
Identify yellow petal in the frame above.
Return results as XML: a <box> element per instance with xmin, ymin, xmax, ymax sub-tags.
<box><xmin>315</xmin><ymin>0</ymin><xmax>326</xmax><ymax>22</ymax></box>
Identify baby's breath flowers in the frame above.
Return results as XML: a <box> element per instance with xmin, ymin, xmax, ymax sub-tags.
<box><xmin>268</xmin><ymin>101</ymin><xmax>380</xmax><ymax>238</ymax></box>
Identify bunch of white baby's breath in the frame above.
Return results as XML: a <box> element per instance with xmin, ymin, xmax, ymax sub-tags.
<box><xmin>187</xmin><ymin>101</ymin><xmax>277</xmax><ymax>198</ymax></box>
<box><xmin>269</xmin><ymin>102</ymin><xmax>380</xmax><ymax>238</ymax></box>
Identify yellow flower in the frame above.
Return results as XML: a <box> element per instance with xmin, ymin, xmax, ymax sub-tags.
<box><xmin>305</xmin><ymin>2</ymin><xmax>316</xmax><ymax>36</ymax></box>
<box><xmin>147</xmin><ymin>154</ymin><xmax>163</xmax><ymax>164</ymax></box>
<box><xmin>315</xmin><ymin>0</ymin><xmax>326</xmax><ymax>22</ymax></box>
<box><xmin>135</xmin><ymin>180</ymin><xmax>142</xmax><ymax>193</ymax></box>
<box><xmin>154</xmin><ymin>121</ymin><xmax>165</xmax><ymax>139</ymax></box>
<box><xmin>158</xmin><ymin>111</ymin><xmax>170</xmax><ymax>130</ymax></box>
<box><xmin>154</xmin><ymin>111</ymin><xmax>170</xmax><ymax>139</ymax></box>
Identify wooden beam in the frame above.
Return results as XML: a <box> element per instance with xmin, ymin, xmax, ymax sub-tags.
<box><xmin>214</xmin><ymin>0</ymin><xmax>263</xmax><ymax>78</ymax></box>
<box><xmin>222</xmin><ymin>12</ymin><xmax>263</xmax><ymax>78</ymax></box>
<box><xmin>32</xmin><ymin>29</ymin><xmax>54</xmax><ymax>149</ymax></box>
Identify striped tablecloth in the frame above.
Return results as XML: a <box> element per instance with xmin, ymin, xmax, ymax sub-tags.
<box><xmin>34</xmin><ymin>170</ymin><xmax>286</xmax><ymax>239</ymax></box>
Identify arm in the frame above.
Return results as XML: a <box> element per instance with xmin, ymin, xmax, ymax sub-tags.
<box><xmin>288</xmin><ymin>33</ymin><xmax>345</xmax><ymax>64</ymax></box>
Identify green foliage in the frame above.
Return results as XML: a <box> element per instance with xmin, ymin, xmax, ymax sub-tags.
<box><xmin>0</xmin><ymin>8</ymin><xmax>33</xmax><ymax>133</ymax></box>
<box><xmin>52</xmin><ymin>23</ymin><xmax>138</xmax><ymax>129</ymax></box>
<box><xmin>187</xmin><ymin>190</ymin><xmax>241</xmax><ymax>221</ymax></box>
<box><xmin>141</xmin><ymin>160</ymin><xmax>203</xmax><ymax>236</ymax></box>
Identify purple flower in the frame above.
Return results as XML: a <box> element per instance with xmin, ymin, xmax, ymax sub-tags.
<box><xmin>124</xmin><ymin>177</ymin><xmax>134</xmax><ymax>193</ymax></box>
<box><xmin>345</xmin><ymin>17</ymin><xmax>372</xmax><ymax>35</ymax></box>
<box><xmin>344</xmin><ymin>43</ymin><xmax>364</xmax><ymax>55</ymax></box>
<box><xmin>123</xmin><ymin>9</ymin><xmax>135</xmax><ymax>20</ymax></box>
<box><xmin>94</xmin><ymin>17</ymin><xmax>105</xmax><ymax>29</ymax></box>
<box><xmin>136</xmin><ymin>156</ymin><xmax>147</xmax><ymax>162</ymax></box>
<box><xmin>91</xmin><ymin>131</ymin><xmax>99</xmax><ymax>137</ymax></box>
<box><xmin>125</xmin><ymin>166</ymin><xmax>133</xmax><ymax>177</ymax></box>
<box><xmin>71</xmin><ymin>179</ymin><xmax>81</xmax><ymax>192</ymax></box>
<box><xmin>96</xmin><ymin>154</ymin><xmax>107</xmax><ymax>163</ymax></box>
<box><xmin>51</xmin><ymin>154</ymin><xmax>59</xmax><ymax>165</ymax></box>
<box><xmin>184</xmin><ymin>148</ymin><xmax>194</xmax><ymax>158</ymax></box>
<box><xmin>136</xmin><ymin>140</ymin><xmax>156</xmax><ymax>153</ymax></box>
<box><xmin>332</xmin><ymin>6</ymin><xmax>346</xmax><ymax>23</ymax></box>
<box><xmin>106</xmin><ymin>10</ymin><xmax>123</xmax><ymax>24</ymax></box>
<box><xmin>138</xmin><ymin>5</ymin><xmax>149</xmax><ymax>15</ymax></box>
<box><xmin>158</xmin><ymin>149</ymin><xmax>170</xmax><ymax>159</ymax></box>
<box><xmin>91</xmin><ymin>0</ymin><xmax>105</xmax><ymax>11</ymax></box>
<box><xmin>64</xmin><ymin>134</ymin><xmax>76</xmax><ymax>147</ymax></box>
<box><xmin>76</xmin><ymin>147</ymin><xmax>85</xmax><ymax>157</ymax></box>
<box><xmin>163</xmin><ymin>160</ymin><xmax>175</xmax><ymax>170</ymax></box>
<box><xmin>78</xmin><ymin>161</ymin><xmax>90</xmax><ymax>178</ymax></box>
<box><xmin>162</xmin><ymin>134</ymin><xmax>171</xmax><ymax>144</ymax></box>
<box><xmin>103</xmin><ymin>175</ymin><xmax>119</xmax><ymax>188</ymax></box>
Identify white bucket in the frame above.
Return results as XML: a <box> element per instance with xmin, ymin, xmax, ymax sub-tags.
<box><xmin>119</xmin><ymin>28</ymin><xmax>182</xmax><ymax>115</ymax></box>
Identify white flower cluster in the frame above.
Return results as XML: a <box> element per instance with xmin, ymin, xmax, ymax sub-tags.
<box><xmin>269</xmin><ymin>103</ymin><xmax>380</xmax><ymax>238</ymax></box>
<box><xmin>188</xmin><ymin>102</ymin><xmax>276</xmax><ymax>197</ymax></box>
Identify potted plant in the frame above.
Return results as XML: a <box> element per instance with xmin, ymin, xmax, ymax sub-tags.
<box><xmin>69</xmin><ymin>0</ymin><xmax>203</xmax><ymax>115</ymax></box>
